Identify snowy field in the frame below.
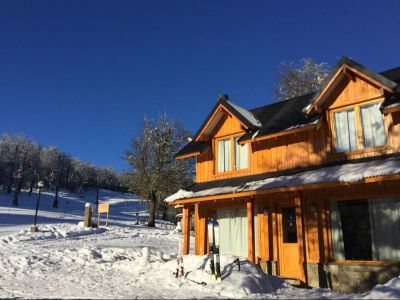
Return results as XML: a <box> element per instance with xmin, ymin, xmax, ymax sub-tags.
<box><xmin>0</xmin><ymin>190</ymin><xmax>399</xmax><ymax>299</ymax></box>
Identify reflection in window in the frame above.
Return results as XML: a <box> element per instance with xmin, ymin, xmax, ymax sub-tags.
<box><xmin>330</xmin><ymin>198</ymin><xmax>400</xmax><ymax>261</ymax></box>
<box><xmin>282</xmin><ymin>207</ymin><xmax>297</xmax><ymax>243</ymax></box>
<box><xmin>360</xmin><ymin>103</ymin><xmax>386</xmax><ymax>148</ymax></box>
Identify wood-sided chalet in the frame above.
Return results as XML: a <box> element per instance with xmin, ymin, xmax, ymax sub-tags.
<box><xmin>165</xmin><ymin>57</ymin><xmax>400</xmax><ymax>293</ymax></box>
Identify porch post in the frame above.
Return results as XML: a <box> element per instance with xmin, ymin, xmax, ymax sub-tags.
<box><xmin>182</xmin><ymin>204</ymin><xmax>190</xmax><ymax>255</ymax></box>
<box><xmin>295</xmin><ymin>192</ymin><xmax>306</xmax><ymax>283</ymax></box>
<box><xmin>247</xmin><ymin>197</ymin><xmax>255</xmax><ymax>262</ymax></box>
<box><xmin>194</xmin><ymin>203</ymin><xmax>207</xmax><ymax>255</ymax></box>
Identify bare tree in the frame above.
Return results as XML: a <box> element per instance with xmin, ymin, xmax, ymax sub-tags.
<box><xmin>274</xmin><ymin>58</ymin><xmax>330</xmax><ymax>101</ymax></box>
<box><xmin>125</xmin><ymin>114</ymin><xmax>193</xmax><ymax>227</ymax></box>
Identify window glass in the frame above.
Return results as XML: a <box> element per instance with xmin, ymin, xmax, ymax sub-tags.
<box><xmin>334</xmin><ymin>108</ymin><xmax>357</xmax><ymax>152</ymax></box>
<box><xmin>360</xmin><ymin>103</ymin><xmax>386</xmax><ymax>148</ymax></box>
<box><xmin>234</xmin><ymin>137</ymin><xmax>248</xmax><ymax>170</ymax></box>
<box><xmin>330</xmin><ymin>198</ymin><xmax>400</xmax><ymax>261</ymax></box>
<box><xmin>217</xmin><ymin>139</ymin><xmax>231</xmax><ymax>173</ymax></box>
<box><xmin>282</xmin><ymin>207</ymin><xmax>297</xmax><ymax>243</ymax></box>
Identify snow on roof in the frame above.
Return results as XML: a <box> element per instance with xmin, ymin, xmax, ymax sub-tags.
<box><xmin>165</xmin><ymin>156</ymin><xmax>400</xmax><ymax>202</ymax></box>
<box><xmin>227</xmin><ymin>100</ymin><xmax>261</xmax><ymax>128</ymax></box>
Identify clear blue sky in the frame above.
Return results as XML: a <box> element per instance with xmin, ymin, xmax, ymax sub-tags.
<box><xmin>0</xmin><ymin>0</ymin><xmax>399</xmax><ymax>171</ymax></box>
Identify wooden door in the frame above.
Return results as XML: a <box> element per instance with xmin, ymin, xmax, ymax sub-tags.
<box><xmin>278</xmin><ymin>206</ymin><xmax>301</xmax><ymax>279</ymax></box>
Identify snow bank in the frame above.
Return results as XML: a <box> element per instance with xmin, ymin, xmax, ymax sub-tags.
<box><xmin>166</xmin><ymin>156</ymin><xmax>400</xmax><ymax>202</ymax></box>
<box><xmin>361</xmin><ymin>276</ymin><xmax>400</xmax><ymax>299</ymax></box>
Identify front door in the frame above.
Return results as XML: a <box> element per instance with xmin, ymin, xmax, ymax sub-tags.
<box><xmin>278</xmin><ymin>206</ymin><xmax>301</xmax><ymax>279</ymax></box>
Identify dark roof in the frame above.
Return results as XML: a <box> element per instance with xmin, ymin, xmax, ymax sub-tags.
<box><xmin>176</xmin><ymin>57</ymin><xmax>400</xmax><ymax>157</ymax></box>
<box><xmin>239</xmin><ymin>93</ymin><xmax>318</xmax><ymax>142</ymax></box>
<box><xmin>175</xmin><ymin>140</ymin><xmax>210</xmax><ymax>158</ymax></box>
<box><xmin>379</xmin><ymin>66</ymin><xmax>400</xmax><ymax>84</ymax></box>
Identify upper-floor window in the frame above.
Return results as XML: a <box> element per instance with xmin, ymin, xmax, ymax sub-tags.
<box><xmin>217</xmin><ymin>136</ymin><xmax>248</xmax><ymax>173</ymax></box>
<box><xmin>333</xmin><ymin>101</ymin><xmax>386</xmax><ymax>153</ymax></box>
<box><xmin>217</xmin><ymin>138</ymin><xmax>231</xmax><ymax>172</ymax></box>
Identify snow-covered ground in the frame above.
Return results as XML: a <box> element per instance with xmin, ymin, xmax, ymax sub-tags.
<box><xmin>0</xmin><ymin>189</ymin><xmax>399</xmax><ymax>299</ymax></box>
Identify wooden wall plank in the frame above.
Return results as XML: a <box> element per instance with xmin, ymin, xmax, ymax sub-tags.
<box><xmin>182</xmin><ymin>205</ymin><xmax>190</xmax><ymax>255</ymax></box>
<box><xmin>247</xmin><ymin>198</ymin><xmax>255</xmax><ymax>262</ymax></box>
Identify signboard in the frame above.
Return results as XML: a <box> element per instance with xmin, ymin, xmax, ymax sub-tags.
<box><xmin>97</xmin><ymin>203</ymin><xmax>109</xmax><ymax>226</ymax></box>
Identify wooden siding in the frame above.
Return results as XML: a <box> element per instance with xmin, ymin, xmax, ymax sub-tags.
<box><xmin>195</xmin><ymin>75</ymin><xmax>400</xmax><ymax>183</ymax></box>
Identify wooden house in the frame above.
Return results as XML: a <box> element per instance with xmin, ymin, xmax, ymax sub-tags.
<box><xmin>165</xmin><ymin>57</ymin><xmax>400</xmax><ymax>293</ymax></box>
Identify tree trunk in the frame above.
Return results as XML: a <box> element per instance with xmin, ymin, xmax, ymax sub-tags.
<box><xmin>28</xmin><ymin>181</ymin><xmax>34</xmax><ymax>195</ymax></box>
<box><xmin>147</xmin><ymin>197</ymin><xmax>156</xmax><ymax>227</ymax></box>
<box><xmin>95</xmin><ymin>188</ymin><xmax>99</xmax><ymax>208</ymax></box>
<box><xmin>6</xmin><ymin>179</ymin><xmax>13</xmax><ymax>194</ymax></box>
<box><xmin>53</xmin><ymin>172</ymin><xmax>63</xmax><ymax>208</ymax></box>
<box><xmin>64</xmin><ymin>165</ymin><xmax>70</xmax><ymax>191</ymax></box>
<box><xmin>12</xmin><ymin>178</ymin><xmax>22</xmax><ymax>206</ymax></box>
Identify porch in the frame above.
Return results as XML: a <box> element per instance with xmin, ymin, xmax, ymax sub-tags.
<box><xmin>179</xmin><ymin>177</ymin><xmax>400</xmax><ymax>292</ymax></box>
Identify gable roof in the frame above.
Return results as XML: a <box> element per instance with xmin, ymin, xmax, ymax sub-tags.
<box><xmin>176</xmin><ymin>58</ymin><xmax>400</xmax><ymax>158</ymax></box>
<box><xmin>306</xmin><ymin>56</ymin><xmax>400</xmax><ymax>115</ymax></box>
<box><xmin>193</xmin><ymin>95</ymin><xmax>261</xmax><ymax>143</ymax></box>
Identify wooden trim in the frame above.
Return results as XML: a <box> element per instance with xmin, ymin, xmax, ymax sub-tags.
<box><xmin>247</xmin><ymin>198</ymin><xmax>255</xmax><ymax>262</ymax></box>
<box><xmin>306</xmin><ymin>64</ymin><xmax>395</xmax><ymax>115</ymax></box>
<box><xmin>306</xmin><ymin>66</ymin><xmax>345</xmax><ymax>115</ymax></box>
<box><xmin>329</xmin><ymin>98</ymin><xmax>388</xmax><ymax>154</ymax></box>
<box><xmin>238</xmin><ymin>121</ymin><xmax>319</xmax><ymax>145</ymax></box>
<box><xmin>295</xmin><ymin>193</ymin><xmax>306</xmax><ymax>283</ymax></box>
<box><xmin>345</xmin><ymin>65</ymin><xmax>395</xmax><ymax>94</ymax></box>
<box><xmin>382</xmin><ymin>105</ymin><xmax>400</xmax><ymax>115</ymax></box>
<box><xmin>175</xmin><ymin>151</ymin><xmax>201</xmax><ymax>160</ymax></box>
<box><xmin>215</xmin><ymin>134</ymin><xmax>250</xmax><ymax>175</ymax></box>
<box><xmin>169</xmin><ymin>174</ymin><xmax>400</xmax><ymax>205</ymax></box>
<box><xmin>195</xmin><ymin>104</ymin><xmax>249</xmax><ymax>142</ymax></box>
<box><xmin>182</xmin><ymin>205</ymin><xmax>190</xmax><ymax>255</ymax></box>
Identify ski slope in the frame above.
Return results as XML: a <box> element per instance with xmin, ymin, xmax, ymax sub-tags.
<box><xmin>0</xmin><ymin>189</ymin><xmax>399</xmax><ymax>299</ymax></box>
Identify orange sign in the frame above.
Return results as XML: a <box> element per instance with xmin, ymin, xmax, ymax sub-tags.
<box><xmin>97</xmin><ymin>203</ymin><xmax>109</xmax><ymax>226</ymax></box>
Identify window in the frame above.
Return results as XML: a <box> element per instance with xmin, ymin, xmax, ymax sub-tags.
<box><xmin>282</xmin><ymin>207</ymin><xmax>297</xmax><ymax>243</ymax></box>
<box><xmin>217</xmin><ymin>138</ymin><xmax>231</xmax><ymax>173</ymax></box>
<box><xmin>217</xmin><ymin>136</ymin><xmax>249</xmax><ymax>173</ymax></box>
<box><xmin>360</xmin><ymin>103</ymin><xmax>387</xmax><ymax>148</ymax></box>
<box><xmin>234</xmin><ymin>137</ymin><xmax>249</xmax><ymax>170</ymax></box>
<box><xmin>330</xmin><ymin>198</ymin><xmax>400</xmax><ymax>261</ymax></box>
<box><xmin>333</xmin><ymin>101</ymin><xmax>387</xmax><ymax>152</ymax></box>
<box><xmin>334</xmin><ymin>109</ymin><xmax>357</xmax><ymax>152</ymax></box>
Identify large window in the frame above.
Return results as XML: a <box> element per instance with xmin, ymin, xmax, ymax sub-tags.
<box><xmin>330</xmin><ymin>197</ymin><xmax>400</xmax><ymax>261</ymax></box>
<box><xmin>333</xmin><ymin>101</ymin><xmax>386</xmax><ymax>152</ymax></box>
<box><xmin>217</xmin><ymin>136</ymin><xmax>249</xmax><ymax>173</ymax></box>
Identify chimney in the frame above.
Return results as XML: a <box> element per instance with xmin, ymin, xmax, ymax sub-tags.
<box><xmin>217</xmin><ymin>94</ymin><xmax>229</xmax><ymax>101</ymax></box>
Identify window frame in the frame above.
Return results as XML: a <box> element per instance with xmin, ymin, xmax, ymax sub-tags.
<box><xmin>330</xmin><ymin>99</ymin><xmax>388</xmax><ymax>154</ymax></box>
<box><xmin>215</xmin><ymin>134</ymin><xmax>250</xmax><ymax>174</ymax></box>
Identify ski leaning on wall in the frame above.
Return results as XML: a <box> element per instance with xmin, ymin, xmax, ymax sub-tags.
<box><xmin>207</xmin><ymin>219</ymin><xmax>215</xmax><ymax>279</ymax></box>
<box><xmin>207</xmin><ymin>219</ymin><xmax>222</xmax><ymax>282</ymax></box>
<box><xmin>213</xmin><ymin>220</ymin><xmax>222</xmax><ymax>282</ymax></box>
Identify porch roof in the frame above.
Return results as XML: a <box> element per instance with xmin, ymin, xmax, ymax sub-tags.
<box><xmin>165</xmin><ymin>155</ymin><xmax>400</xmax><ymax>204</ymax></box>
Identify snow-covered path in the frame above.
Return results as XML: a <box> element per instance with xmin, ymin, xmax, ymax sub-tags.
<box><xmin>1</xmin><ymin>190</ymin><xmax>399</xmax><ymax>299</ymax></box>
